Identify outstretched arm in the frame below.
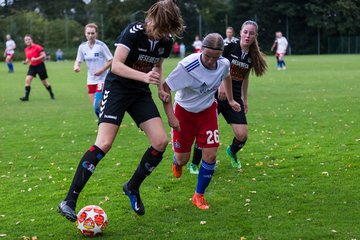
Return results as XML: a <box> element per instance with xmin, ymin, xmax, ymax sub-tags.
<box><xmin>162</xmin><ymin>82</ymin><xmax>180</xmax><ymax>131</ymax></box>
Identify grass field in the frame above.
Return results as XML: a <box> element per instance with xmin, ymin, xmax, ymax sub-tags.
<box><xmin>0</xmin><ymin>55</ymin><xmax>359</xmax><ymax>240</ymax></box>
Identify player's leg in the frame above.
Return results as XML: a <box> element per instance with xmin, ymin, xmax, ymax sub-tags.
<box><xmin>192</xmin><ymin>146</ymin><xmax>217</xmax><ymax>210</ymax></box>
<box><xmin>227</xmin><ymin>124</ymin><xmax>248</xmax><ymax>168</ymax></box>
<box><xmin>192</xmin><ymin>102</ymin><xmax>219</xmax><ymax>209</ymax></box>
<box><xmin>58</xmin><ymin>123</ymin><xmax>119</xmax><ymax>221</ymax></box>
<box><xmin>93</xmin><ymin>83</ymin><xmax>103</xmax><ymax>118</ymax></box>
<box><xmin>189</xmin><ymin>142</ymin><xmax>202</xmax><ymax>174</ymax></box>
<box><xmin>38</xmin><ymin>63</ymin><xmax>55</xmax><ymax>99</ymax></box>
<box><xmin>20</xmin><ymin>75</ymin><xmax>34</xmax><ymax>101</ymax></box>
<box><xmin>123</xmin><ymin>95</ymin><xmax>168</xmax><ymax>215</ymax></box>
<box><xmin>6</xmin><ymin>55</ymin><xmax>14</xmax><ymax>73</ymax></box>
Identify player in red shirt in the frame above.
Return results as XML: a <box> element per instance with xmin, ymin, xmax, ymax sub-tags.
<box><xmin>20</xmin><ymin>34</ymin><xmax>55</xmax><ymax>101</ymax></box>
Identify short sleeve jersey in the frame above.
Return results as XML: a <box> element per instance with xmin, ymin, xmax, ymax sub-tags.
<box><xmin>6</xmin><ymin>39</ymin><xmax>16</xmax><ymax>54</ymax></box>
<box><xmin>25</xmin><ymin>43</ymin><xmax>44</xmax><ymax>66</ymax></box>
<box><xmin>222</xmin><ymin>40</ymin><xmax>252</xmax><ymax>97</ymax></box>
<box><xmin>166</xmin><ymin>53</ymin><xmax>230</xmax><ymax>113</ymax></box>
<box><xmin>106</xmin><ymin>22</ymin><xmax>172</xmax><ymax>93</ymax></box>
<box><xmin>275</xmin><ymin>36</ymin><xmax>288</xmax><ymax>54</ymax></box>
<box><xmin>76</xmin><ymin>40</ymin><xmax>113</xmax><ymax>84</ymax></box>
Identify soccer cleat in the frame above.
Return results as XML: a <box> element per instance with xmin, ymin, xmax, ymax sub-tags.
<box><xmin>57</xmin><ymin>200</ymin><xmax>77</xmax><ymax>222</ymax></box>
<box><xmin>123</xmin><ymin>182</ymin><xmax>145</xmax><ymax>216</ymax></box>
<box><xmin>189</xmin><ymin>163</ymin><xmax>199</xmax><ymax>174</ymax></box>
<box><xmin>172</xmin><ymin>163</ymin><xmax>183</xmax><ymax>178</ymax></box>
<box><xmin>226</xmin><ymin>146</ymin><xmax>242</xmax><ymax>169</ymax></box>
<box><xmin>191</xmin><ymin>193</ymin><xmax>209</xmax><ymax>210</ymax></box>
<box><xmin>19</xmin><ymin>96</ymin><xmax>29</xmax><ymax>101</ymax></box>
<box><xmin>50</xmin><ymin>93</ymin><xmax>55</xmax><ymax>100</ymax></box>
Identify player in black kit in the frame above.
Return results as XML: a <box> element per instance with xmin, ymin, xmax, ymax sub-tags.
<box><xmin>190</xmin><ymin>20</ymin><xmax>267</xmax><ymax>172</ymax></box>
<box><xmin>58</xmin><ymin>0</ymin><xmax>185</xmax><ymax>222</ymax></box>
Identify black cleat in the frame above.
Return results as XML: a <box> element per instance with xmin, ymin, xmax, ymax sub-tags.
<box><xmin>20</xmin><ymin>96</ymin><xmax>29</xmax><ymax>101</ymax></box>
<box><xmin>123</xmin><ymin>182</ymin><xmax>145</xmax><ymax>216</ymax></box>
<box><xmin>57</xmin><ymin>200</ymin><xmax>77</xmax><ymax>222</ymax></box>
<box><xmin>50</xmin><ymin>94</ymin><xmax>55</xmax><ymax>100</ymax></box>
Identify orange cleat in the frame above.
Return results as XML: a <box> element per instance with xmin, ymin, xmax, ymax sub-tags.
<box><xmin>191</xmin><ymin>193</ymin><xmax>209</xmax><ymax>210</ymax></box>
<box><xmin>172</xmin><ymin>163</ymin><xmax>183</xmax><ymax>178</ymax></box>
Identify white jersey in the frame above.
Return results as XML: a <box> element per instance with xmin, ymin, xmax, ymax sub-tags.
<box><xmin>166</xmin><ymin>53</ymin><xmax>230</xmax><ymax>113</ymax></box>
<box><xmin>224</xmin><ymin>36</ymin><xmax>238</xmax><ymax>45</ymax></box>
<box><xmin>275</xmin><ymin>36</ymin><xmax>288</xmax><ymax>54</ymax></box>
<box><xmin>192</xmin><ymin>40</ymin><xmax>202</xmax><ymax>50</ymax></box>
<box><xmin>5</xmin><ymin>39</ymin><xmax>16</xmax><ymax>55</ymax></box>
<box><xmin>76</xmin><ymin>40</ymin><xmax>113</xmax><ymax>84</ymax></box>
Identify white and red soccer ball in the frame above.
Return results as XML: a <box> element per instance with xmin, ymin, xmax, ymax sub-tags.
<box><xmin>76</xmin><ymin>205</ymin><xmax>108</xmax><ymax>237</ymax></box>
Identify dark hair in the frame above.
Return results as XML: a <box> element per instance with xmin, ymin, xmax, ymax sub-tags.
<box><xmin>145</xmin><ymin>0</ymin><xmax>185</xmax><ymax>38</ymax></box>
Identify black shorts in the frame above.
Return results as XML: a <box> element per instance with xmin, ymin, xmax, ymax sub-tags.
<box><xmin>98</xmin><ymin>80</ymin><xmax>161</xmax><ymax>126</ymax></box>
<box><xmin>27</xmin><ymin>62</ymin><xmax>48</xmax><ymax>80</ymax></box>
<box><xmin>217</xmin><ymin>97</ymin><xmax>247</xmax><ymax>125</ymax></box>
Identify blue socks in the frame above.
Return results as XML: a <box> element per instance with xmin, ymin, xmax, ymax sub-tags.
<box><xmin>196</xmin><ymin>161</ymin><xmax>216</xmax><ymax>194</ymax></box>
<box><xmin>94</xmin><ymin>91</ymin><xmax>103</xmax><ymax>117</ymax></box>
<box><xmin>7</xmin><ymin>63</ymin><xmax>14</xmax><ymax>72</ymax></box>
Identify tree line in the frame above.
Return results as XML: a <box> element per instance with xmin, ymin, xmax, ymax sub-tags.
<box><xmin>1</xmin><ymin>0</ymin><xmax>360</xmax><ymax>57</ymax></box>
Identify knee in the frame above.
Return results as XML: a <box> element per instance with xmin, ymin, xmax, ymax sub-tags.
<box><xmin>202</xmin><ymin>150</ymin><xmax>217</xmax><ymax>163</ymax></box>
<box><xmin>96</xmin><ymin>141</ymin><xmax>112</xmax><ymax>153</ymax></box>
<box><xmin>152</xmin><ymin>135</ymin><xmax>169</xmax><ymax>152</ymax></box>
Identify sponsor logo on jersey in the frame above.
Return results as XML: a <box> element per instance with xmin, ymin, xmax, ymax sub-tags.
<box><xmin>94</xmin><ymin>52</ymin><xmax>100</xmax><ymax>57</ymax></box>
<box><xmin>138</xmin><ymin>48</ymin><xmax>147</xmax><ymax>52</ymax></box>
<box><xmin>129</xmin><ymin>24</ymin><xmax>143</xmax><ymax>34</ymax></box>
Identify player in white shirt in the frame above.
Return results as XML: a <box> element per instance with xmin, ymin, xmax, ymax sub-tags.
<box><xmin>74</xmin><ymin>23</ymin><xmax>113</xmax><ymax>117</ymax></box>
<box><xmin>192</xmin><ymin>35</ymin><xmax>202</xmax><ymax>53</ymax></box>
<box><xmin>271</xmin><ymin>31</ymin><xmax>288</xmax><ymax>70</ymax></box>
<box><xmin>162</xmin><ymin>33</ymin><xmax>240</xmax><ymax>210</ymax></box>
<box><xmin>4</xmin><ymin>34</ymin><xmax>16</xmax><ymax>73</ymax></box>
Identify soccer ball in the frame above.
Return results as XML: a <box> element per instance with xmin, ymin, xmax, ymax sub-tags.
<box><xmin>76</xmin><ymin>205</ymin><xmax>108</xmax><ymax>237</ymax></box>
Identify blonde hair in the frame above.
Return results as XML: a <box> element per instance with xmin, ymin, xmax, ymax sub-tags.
<box><xmin>85</xmin><ymin>23</ymin><xmax>98</xmax><ymax>32</ymax></box>
<box><xmin>145</xmin><ymin>0</ymin><xmax>185</xmax><ymax>38</ymax></box>
<box><xmin>241</xmin><ymin>20</ymin><xmax>267</xmax><ymax>77</ymax></box>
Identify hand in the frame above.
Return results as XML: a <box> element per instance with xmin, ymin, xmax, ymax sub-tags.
<box><xmin>74</xmin><ymin>66</ymin><xmax>80</xmax><ymax>72</ymax></box>
<box><xmin>158</xmin><ymin>89</ymin><xmax>170</xmax><ymax>103</ymax></box>
<box><xmin>31</xmin><ymin>57</ymin><xmax>36</xmax><ymax>62</ymax></box>
<box><xmin>217</xmin><ymin>84</ymin><xmax>227</xmax><ymax>101</ymax></box>
<box><xmin>144</xmin><ymin>70</ymin><xmax>161</xmax><ymax>85</ymax></box>
<box><xmin>168</xmin><ymin>116</ymin><xmax>181</xmax><ymax>131</ymax></box>
<box><xmin>22</xmin><ymin>60</ymin><xmax>28</xmax><ymax>65</ymax></box>
<box><xmin>229</xmin><ymin>100</ymin><xmax>241</xmax><ymax>112</ymax></box>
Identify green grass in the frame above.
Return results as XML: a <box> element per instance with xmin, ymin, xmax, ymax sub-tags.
<box><xmin>0</xmin><ymin>55</ymin><xmax>359</xmax><ymax>240</ymax></box>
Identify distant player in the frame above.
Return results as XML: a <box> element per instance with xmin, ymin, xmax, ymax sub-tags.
<box><xmin>57</xmin><ymin>0</ymin><xmax>185</xmax><ymax>222</ymax></box>
<box><xmin>163</xmin><ymin>33</ymin><xmax>241</xmax><ymax>210</ymax></box>
<box><xmin>20</xmin><ymin>34</ymin><xmax>55</xmax><ymax>101</ymax></box>
<box><xmin>271</xmin><ymin>31</ymin><xmax>288</xmax><ymax>70</ymax></box>
<box><xmin>4</xmin><ymin>34</ymin><xmax>16</xmax><ymax>73</ymax></box>
<box><xmin>192</xmin><ymin>35</ymin><xmax>202</xmax><ymax>53</ymax></box>
<box><xmin>74</xmin><ymin>23</ymin><xmax>113</xmax><ymax>117</ymax></box>
<box><xmin>190</xmin><ymin>20</ymin><xmax>267</xmax><ymax>171</ymax></box>
<box><xmin>223</xmin><ymin>26</ymin><xmax>238</xmax><ymax>44</ymax></box>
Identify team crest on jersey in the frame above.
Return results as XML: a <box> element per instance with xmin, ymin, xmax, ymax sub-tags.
<box><xmin>173</xmin><ymin>141</ymin><xmax>180</xmax><ymax>149</ymax></box>
<box><xmin>129</xmin><ymin>24</ymin><xmax>143</xmax><ymax>34</ymax></box>
<box><xmin>158</xmin><ymin>47</ymin><xmax>164</xmax><ymax>55</ymax></box>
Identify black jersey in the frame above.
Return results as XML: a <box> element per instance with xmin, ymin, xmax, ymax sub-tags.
<box><xmin>222</xmin><ymin>40</ymin><xmax>252</xmax><ymax>98</ymax></box>
<box><xmin>106</xmin><ymin>22</ymin><xmax>172</xmax><ymax>93</ymax></box>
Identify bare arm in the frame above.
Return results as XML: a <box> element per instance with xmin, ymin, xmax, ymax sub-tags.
<box><xmin>31</xmin><ymin>51</ymin><xmax>46</xmax><ymax>62</ymax></box>
<box><xmin>94</xmin><ymin>59</ymin><xmax>113</xmax><ymax>76</ymax></box>
<box><xmin>111</xmin><ymin>45</ymin><xmax>161</xmax><ymax>85</ymax></box>
<box><xmin>162</xmin><ymin>82</ymin><xmax>180</xmax><ymax>131</ymax></box>
<box><xmin>271</xmin><ymin>42</ymin><xmax>276</xmax><ymax>51</ymax></box>
<box><xmin>74</xmin><ymin>60</ymin><xmax>81</xmax><ymax>72</ymax></box>
<box><xmin>241</xmin><ymin>75</ymin><xmax>249</xmax><ymax>113</ymax></box>
<box><xmin>223</xmin><ymin>74</ymin><xmax>241</xmax><ymax>112</ymax></box>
